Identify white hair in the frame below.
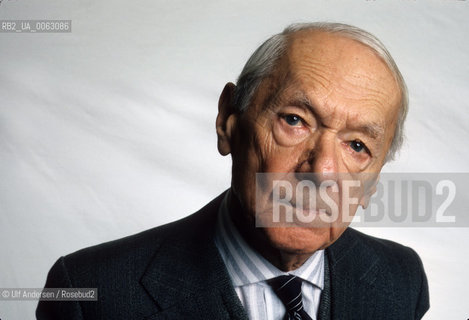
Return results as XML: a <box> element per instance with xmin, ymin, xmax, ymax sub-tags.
<box><xmin>233</xmin><ymin>22</ymin><xmax>408</xmax><ymax>162</ymax></box>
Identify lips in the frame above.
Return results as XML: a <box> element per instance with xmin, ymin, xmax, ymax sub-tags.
<box><xmin>287</xmin><ymin>202</ymin><xmax>332</xmax><ymax>216</ymax></box>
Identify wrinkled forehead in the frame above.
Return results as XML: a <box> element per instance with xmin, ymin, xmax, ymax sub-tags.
<box><xmin>268</xmin><ymin>30</ymin><xmax>402</xmax><ymax>119</ymax></box>
<box><xmin>285</xmin><ymin>30</ymin><xmax>396</xmax><ymax>86</ymax></box>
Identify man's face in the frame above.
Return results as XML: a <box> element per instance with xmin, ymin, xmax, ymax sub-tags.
<box><xmin>218</xmin><ymin>31</ymin><xmax>401</xmax><ymax>259</ymax></box>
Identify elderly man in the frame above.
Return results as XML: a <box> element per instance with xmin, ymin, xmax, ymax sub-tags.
<box><xmin>37</xmin><ymin>23</ymin><xmax>429</xmax><ymax>320</ymax></box>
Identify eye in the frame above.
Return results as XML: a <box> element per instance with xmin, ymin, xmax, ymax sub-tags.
<box><xmin>282</xmin><ymin>114</ymin><xmax>303</xmax><ymax>126</ymax></box>
<box><xmin>349</xmin><ymin>140</ymin><xmax>369</xmax><ymax>154</ymax></box>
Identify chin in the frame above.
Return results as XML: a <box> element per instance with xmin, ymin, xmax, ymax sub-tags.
<box><xmin>262</xmin><ymin>226</ymin><xmax>335</xmax><ymax>254</ymax></box>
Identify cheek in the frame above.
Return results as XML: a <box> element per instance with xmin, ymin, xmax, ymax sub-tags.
<box><xmin>260</xmin><ymin>141</ymin><xmax>309</xmax><ymax>172</ymax></box>
<box><xmin>258</xmin><ymin>127</ymin><xmax>311</xmax><ymax>173</ymax></box>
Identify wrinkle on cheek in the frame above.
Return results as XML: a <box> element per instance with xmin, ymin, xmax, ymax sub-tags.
<box><xmin>259</xmin><ymin>132</ymin><xmax>272</xmax><ymax>156</ymax></box>
<box><xmin>257</xmin><ymin>130</ymin><xmax>301</xmax><ymax>172</ymax></box>
<box><xmin>341</xmin><ymin>149</ymin><xmax>369</xmax><ymax>173</ymax></box>
<box><xmin>259</xmin><ymin>132</ymin><xmax>275</xmax><ymax>169</ymax></box>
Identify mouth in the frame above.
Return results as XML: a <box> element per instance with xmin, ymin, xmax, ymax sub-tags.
<box><xmin>286</xmin><ymin>200</ymin><xmax>332</xmax><ymax>217</ymax></box>
<box><xmin>255</xmin><ymin>189</ymin><xmax>340</xmax><ymax>227</ymax></box>
<box><xmin>265</xmin><ymin>200</ymin><xmax>335</xmax><ymax>227</ymax></box>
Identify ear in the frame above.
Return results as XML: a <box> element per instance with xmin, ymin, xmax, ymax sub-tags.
<box><xmin>359</xmin><ymin>173</ymin><xmax>380</xmax><ymax>209</ymax></box>
<box><xmin>216</xmin><ymin>82</ymin><xmax>238</xmax><ymax>156</ymax></box>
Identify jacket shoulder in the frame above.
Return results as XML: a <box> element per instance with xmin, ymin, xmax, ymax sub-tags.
<box><xmin>37</xmin><ymin>193</ymin><xmax>226</xmax><ymax>319</ymax></box>
<box><xmin>337</xmin><ymin>228</ymin><xmax>430</xmax><ymax>319</ymax></box>
<box><xmin>61</xmin><ymin>192</ymin><xmax>224</xmax><ymax>274</ymax></box>
<box><xmin>347</xmin><ymin>228</ymin><xmax>425</xmax><ymax>272</ymax></box>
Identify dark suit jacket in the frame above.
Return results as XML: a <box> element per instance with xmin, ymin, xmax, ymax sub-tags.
<box><xmin>37</xmin><ymin>192</ymin><xmax>429</xmax><ymax>320</ymax></box>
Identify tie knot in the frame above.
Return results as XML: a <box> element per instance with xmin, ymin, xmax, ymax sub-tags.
<box><xmin>270</xmin><ymin>275</ymin><xmax>304</xmax><ymax>314</ymax></box>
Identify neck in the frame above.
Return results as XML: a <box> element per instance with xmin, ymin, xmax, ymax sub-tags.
<box><xmin>227</xmin><ymin>190</ymin><xmax>313</xmax><ymax>272</ymax></box>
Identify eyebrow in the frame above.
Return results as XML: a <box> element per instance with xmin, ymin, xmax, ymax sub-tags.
<box><xmin>288</xmin><ymin>92</ymin><xmax>385</xmax><ymax>140</ymax></box>
<box><xmin>288</xmin><ymin>92</ymin><xmax>319</xmax><ymax>118</ymax></box>
<box><xmin>354</xmin><ymin>123</ymin><xmax>384</xmax><ymax>140</ymax></box>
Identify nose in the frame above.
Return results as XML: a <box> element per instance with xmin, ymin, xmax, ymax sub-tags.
<box><xmin>295</xmin><ymin>133</ymin><xmax>341</xmax><ymax>210</ymax></box>
<box><xmin>307</xmin><ymin>134</ymin><xmax>339</xmax><ymax>175</ymax></box>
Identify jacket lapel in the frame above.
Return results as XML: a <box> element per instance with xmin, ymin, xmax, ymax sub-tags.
<box><xmin>325</xmin><ymin>228</ymin><xmax>386</xmax><ymax>320</ymax></box>
<box><xmin>139</xmin><ymin>193</ymin><xmax>248</xmax><ymax>320</ymax></box>
<box><xmin>317</xmin><ymin>252</ymin><xmax>331</xmax><ymax>320</ymax></box>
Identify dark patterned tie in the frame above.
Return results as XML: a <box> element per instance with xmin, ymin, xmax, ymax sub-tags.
<box><xmin>270</xmin><ymin>275</ymin><xmax>313</xmax><ymax>320</ymax></box>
